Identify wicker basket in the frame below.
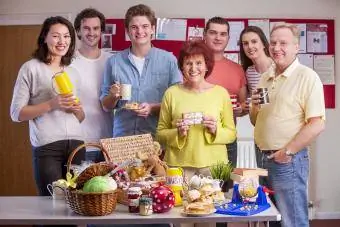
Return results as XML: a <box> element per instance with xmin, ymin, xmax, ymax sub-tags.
<box><xmin>117</xmin><ymin>188</ymin><xmax>129</xmax><ymax>205</ymax></box>
<box><xmin>100</xmin><ymin>134</ymin><xmax>154</xmax><ymax>164</ymax></box>
<box><xmin>65</xmin><ymin>143</ymin><xmax>118</xmax><ymax>216</ymax></box>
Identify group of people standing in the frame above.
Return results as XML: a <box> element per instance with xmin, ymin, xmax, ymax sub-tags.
<box><xmin>10</xmin><ymin>3</ymin><xmax>325</xmax><ymax>227</ymax></box>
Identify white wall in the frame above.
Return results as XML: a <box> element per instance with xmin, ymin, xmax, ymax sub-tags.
<box><xmin>1</xmin><ymin>0</ymin><xmax>339</xmax><ymax>219</ymax></box>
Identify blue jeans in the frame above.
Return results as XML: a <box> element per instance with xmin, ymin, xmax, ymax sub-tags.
<box><xmin>86</xmin><ymin>149</ymin><xmax>106</xmax><ymax>163</ymax></box>
<box><xmin>32</xmin><ymin>140</ymin><xmax>85</xmax><ymax>196</ymax></box>
<box><xmin>226</xmin><ymin>140</ymin><xmax>237</xmax><ymax>168</ymax></box>
<box><xmin>87</xmin><ymin>225</ymin><xmax>170</xmax><ymax>227</ymax></box>
<box><xmin>264</xmin><ymin>148</ymin><xmax>309</xmax><ymax>227</ymax></box>
<box><xmin>32</xmin><ymin>139</ymin><xmax>85</xmax><ymax>227</ymax></box>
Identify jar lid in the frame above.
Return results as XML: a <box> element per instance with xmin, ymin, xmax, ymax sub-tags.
<box><xmin>139</xmin><ymin>196</ymin><xmax>153</xmax><ymax>205</ymax></box>
<box><xmin>128</xmin><ymin>187</ymin><xmax>142</xmax><ymax>193</ymax></box>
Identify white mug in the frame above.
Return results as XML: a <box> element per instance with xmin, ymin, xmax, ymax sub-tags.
<box><xmin>189</xmin><ymin>175</ymin><xmax>202</xmax><ymax>189</ymax></box>
<box><xmin>120</xmin><ymin>84</ymin><xmax>132</xmax><ymax>100</ymax></box>
<box><xmin>200</xmin><ymin>175</ymin><xmax>213</xmax><ymax>186</ymax></box>
<box><xmin>211</xmin><ymin>179</ymin><xmax>223</xmax><ymax>191</ymax></box>
<box><xmin>47</xmin><ymin>182</ymin><xmax>66</xmax><ymax>200</ymax></box>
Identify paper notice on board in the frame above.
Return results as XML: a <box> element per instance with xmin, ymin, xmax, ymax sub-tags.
<box><xmin>188</xmin><ymin>26</ymin><xmax>204</xmax><ymax>41</ymax></box>
<box><xmin>248</xmin><ymin>19</ymin><xmax>270</xmax><ymax>40</ymax></box>
<box><xmin>225</xmin><ymin>21</ymin><xmax>244</xmax><ymax>51</ymax></box>
<box><xmin>224</xmin><ymin>53</ymin><xmax>239</xmax><ymax>64</ymax></box>
<box><xmin>298</xmin><ymin>54</ymin><xmax>313</xmax><ymax>69</ymax></box>
<box><xmin>295</xmin><ymin>24</ymin><xmax>307</xmax><ymax>53</ymax></box>
<box><xmin>156</xmin><ymin>18</ymin><xmax>187</xmax><ymax>41</ymax></box>
<box><xmin>269</xmin><ymin>21</ymin><xmax>285</xmax><ymax>32</ymax></box>
<box><xmin>125</xmin><ymin>31</ymin><xmax>130</xmax><ymax>41</ymax></box>
<box><xmin>307</xmin><ymin>24</ymin><xmax>328</xmax><ymax>53</ymax></box>
<box><xmin>105</xmin><ymin>24</ymin><xmax>116</xmax><ymax>35</ymax></box>
<box><xmin>314</xmin><ymin>55</ymin><xmax>335</xmax><ymax>85</ymax></box>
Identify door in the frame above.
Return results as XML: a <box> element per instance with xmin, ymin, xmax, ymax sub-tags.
<box><xmin>0</xmin><ymin>25</ymin><xmax>41</xmax><ymax>196</ymax></box>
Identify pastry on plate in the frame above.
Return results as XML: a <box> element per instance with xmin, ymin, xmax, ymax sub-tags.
<box><xmin>184</xmin><ymin>201</ymin><xmax>215</xmax><ymax>214</ymax></box>
<box><xmin>200</xmin><ymin>184</ymin><xmax>214</xmax><ymax>196</ymax></box>
<box><xmin>124</xmin><ymin>102</ymin><xmax>139</xmax><ymax>110</ymax></box>
<box><xmin>212</xmin><ymin>191</ymin><xmax>225</xmax><ymax>202</ymax></box>
<box><xmin>188</xmin><ymin>189</ymin><xmax>201</xmax><ymax>202</ymax></box>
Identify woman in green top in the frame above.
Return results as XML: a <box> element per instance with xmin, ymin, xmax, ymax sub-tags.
<box><xmin>156</xmin><ymin>40</ymin><xmax>236</xmax><ymax>179</ymax></box>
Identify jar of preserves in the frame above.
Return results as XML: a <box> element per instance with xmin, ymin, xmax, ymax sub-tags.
<box><xmin>128</xmin><ymin>187</ymin><xmax>142</xmax><ymax>213</ymax></box>
<box><xmin>139</xmin><ymin>196</ymin><xmax>153</xmax><ymax>216</ymax></box>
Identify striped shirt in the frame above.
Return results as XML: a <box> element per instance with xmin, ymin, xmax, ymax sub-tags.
<box><xmin>245</xmin><ymin>65</ymin><xmax>261</xmax><ymax>92</ymax></box>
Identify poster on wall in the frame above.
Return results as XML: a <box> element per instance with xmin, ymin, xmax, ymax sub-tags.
<box><xmin>105</xmin><ymin>24</ymin><xmax>116</xmax><ymax>35</ymax></box>
<box><xmin>188</xmin><ymin>26</ymin><xmax>204</xmax><ymax>40</ymax></box>
<box><xmin>269</xmin><ymin>21</ymin><xmax>285</xmax><ymax>33</ymax></box>
<box><xmin>156</xmin><ymin>18</ymin><xmax>187</xmax><ymax>41</ymax></box>
<box><xmin>307</xmin><ymin>24</ymin><xmax>328</xmax><ymax>53</ymax></box>
<box><xmin>248</xmin><ymin>19</ymin><xmax>270</xmax><ymax>40</ymax></box>
<box><xmin>314</xmin><ymin>55</ymin><xmax>335</xmax><ymax>85</ymax></box>
<box><xmin>224</xmin><ymin>53</ymin><xmax>239</xmax><ymax>64</ymax></box>
<box><xmin>225</xmin><ymin>21</ymin><xmax>244</xmax><ymax>51</ymax></box>
<box><xmin>101</xmin><ymin>34</ymin><xmax>112</xmax><ymax>51</ymax></box>
<box><xmin>294</xmin><ymin>23</ymin><xmax>307</xmax><ymax>53</ymax></box>
<box><xmin>298</xmin><ymin>54</ymin><xmax>313</xmax><ymax>69</ymax></box>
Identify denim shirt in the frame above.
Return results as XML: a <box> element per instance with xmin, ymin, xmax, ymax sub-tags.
<box><xmin>100</xmin><ymin>47</ymin><xmax>182</xmax><ymax>137</ymax></box>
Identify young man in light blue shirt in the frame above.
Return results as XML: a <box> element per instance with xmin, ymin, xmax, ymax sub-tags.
<box><xmin>101</xmin><ymin>4</ymin><xmax>181</xmax><ymax>138</ymax></box>
<box><xmin>100</xmin><ymin>4</ymin><xmax>181</xmax><ymax>227</ymax></box>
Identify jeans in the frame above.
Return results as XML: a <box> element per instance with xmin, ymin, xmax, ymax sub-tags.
<box><xmin>218</xmin><ymin>141</ymin><xmax>237</xmax><ymax>227</ymax></box>
<box><xmin>86</xmin><ymin>149</ymin><xmax>106</xmax><ymax>163</ymax></box>
<box><xmin>226</xmin><ymin>140</ymin><xmax>237</xmax><ymax>168</ymax></box>
<box><xmin>32</xmin><ymin>139</ymin><xmax>85</xmax><ymax>196</ymax></box>
<box><xmin>256</xmin><ymin>146</ymin><xmax>281</xmax><ymax>227</ymax></box>
<box><xmin>87</xmin><ymin>225</ymin><xmax>170</xmax><ymax>227</ymax></box>
<box><xmin>263</xmin><ymin>148</ymin><xmax>309</xmax><ymax>227</ymax></box>
<box><xmin>32</xmin><ymin>139</ymin><xmax>85</xmax><ymax>227</ymax></box>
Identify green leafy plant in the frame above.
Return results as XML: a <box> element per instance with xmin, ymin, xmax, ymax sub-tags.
<box><xmin>209</xmin><ymin>161</ymin><xmax>233</xmax><ymax>181</ymax></box>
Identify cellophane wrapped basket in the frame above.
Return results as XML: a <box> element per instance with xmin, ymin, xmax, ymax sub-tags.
<box><xmin>65</xmin><ymin>143</ymin><xmax>118</xmax><ymax>216</ymax></box>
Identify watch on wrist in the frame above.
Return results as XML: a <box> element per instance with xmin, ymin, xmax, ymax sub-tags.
<box><xmin>285</xmin><ymin>148</ymin><xmax>294</xmax><ymax>156</ymax></box>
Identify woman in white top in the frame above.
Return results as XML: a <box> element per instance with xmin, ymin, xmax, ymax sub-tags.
<box><xmin>10</xmin><ymin>16</ymin><xmax>85</xmax><ymax>197</ymax></box>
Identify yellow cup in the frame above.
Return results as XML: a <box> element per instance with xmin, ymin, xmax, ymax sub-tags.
<box><xmin>53</xmin><ymin>72</ymin><xmax>73</xmax><ymax>94</ymax></box>
<box><xmin>52</xmin><ymin>71</ymin><xmax>79</xmax><ymax>103</ymax></box>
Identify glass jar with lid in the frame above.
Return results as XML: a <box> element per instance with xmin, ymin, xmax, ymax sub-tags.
<box><xmin>128</xmin><ymin>187</ymin><xmax>142</xmax><ymax>213</ymax></box>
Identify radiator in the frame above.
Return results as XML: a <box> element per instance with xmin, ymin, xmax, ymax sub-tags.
<box><xmin>237</xmin><ymin>140</ymin><xmax>257</xmax><ymax>168</ymax></box>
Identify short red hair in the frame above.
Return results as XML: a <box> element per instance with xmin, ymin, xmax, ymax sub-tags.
<box><xmin>178</xmin><ymin>40</ymin><xmax>214</xmax><ymax>79</ymax></box>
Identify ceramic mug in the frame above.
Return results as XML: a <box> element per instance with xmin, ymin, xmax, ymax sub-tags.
<box><xmin>211</xmin><ymin>179</ymin><xmax>223</xmax><ymax>191</ymax></box>
<box><xmin>199</xmin><ymin>175</ymin><xmax>213</xmax><ymax>186</ymax></box>
<box><xmin>257</xmin><ymin>88</ymin><xmax>270</xmax><ymax>105</ymax></box>
<box><xmin>47</xmin><ymin>181</ymin><xmax>66</xmax><ymax>200</ymax></box>
<box><xmin>189</xmin><ymin>175</ymin><xmax>202</xmax><ymax>189</ymax></box>
<box><xmin>120</xmin><ymin>84</ymin><xmax>132</xmax><ymax>100</ymax></box>
<box><xmin>230</xmin><ymin>94</ymin><xmax>238</xmax><ymax>109</ymax></box>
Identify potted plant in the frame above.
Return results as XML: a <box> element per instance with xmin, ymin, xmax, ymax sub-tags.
<box><xmin>209</xmin><ymin>161</ymin><xmax>233</xmax><ymax>192</ymax></box>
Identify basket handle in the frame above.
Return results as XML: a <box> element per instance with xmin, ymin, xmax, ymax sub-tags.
<box><xmin>66</xmin><ymin>143</ymin><xmax>111</xmax><ymax>173</ymax></box>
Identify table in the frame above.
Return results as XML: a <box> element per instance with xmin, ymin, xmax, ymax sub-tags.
<box><xmin>0</xmin><ymin>197</ymin><xmax>281</xmax><ymax>226</ymax></box>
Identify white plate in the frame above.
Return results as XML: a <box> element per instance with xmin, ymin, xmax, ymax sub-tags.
<box><xmin>181</xmin><ymin>209</ymin><xmax>216</xmax><ymax>217</ymax></box>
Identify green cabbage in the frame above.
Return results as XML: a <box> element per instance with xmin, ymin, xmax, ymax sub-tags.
<box><xmin>83</xmin><ymin>176</ymin><xmax>117</xmax><ymax>193</ymax></box>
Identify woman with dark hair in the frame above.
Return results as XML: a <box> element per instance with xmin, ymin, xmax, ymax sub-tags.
<box><xmin>10</xmin><ymin>16</ymin><xmax>85</xmax><ymax>197</ymax></box>
<box><xmin>156</xmin><ymin>40</ymin><xmax>236</xmax><ymax>180</ymax></box>
<box><xmin>239</xmin><ymin>26</ymin><xmax>273</xmax><ymax>95</ymax></box>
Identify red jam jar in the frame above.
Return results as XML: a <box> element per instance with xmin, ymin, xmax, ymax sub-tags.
<box><xmin>128</xmin><ymin>187</ymin><xmax>142</xmax><ymax>213</ymax></box>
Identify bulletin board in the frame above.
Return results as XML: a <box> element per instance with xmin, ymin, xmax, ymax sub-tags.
<box><xmin>103</xmin><ymin>18</ymin><xmax>206</xmax><ymax>57</ymax></box>
<box><xmin>103</xmin><ymin>17</ymin><xmax>335</xmax><ymax>108</ymax></box>
<box><xmin>223</xmin><ymin>18</ymin><xmax>335</xmax><ymax>109</ymax></box>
